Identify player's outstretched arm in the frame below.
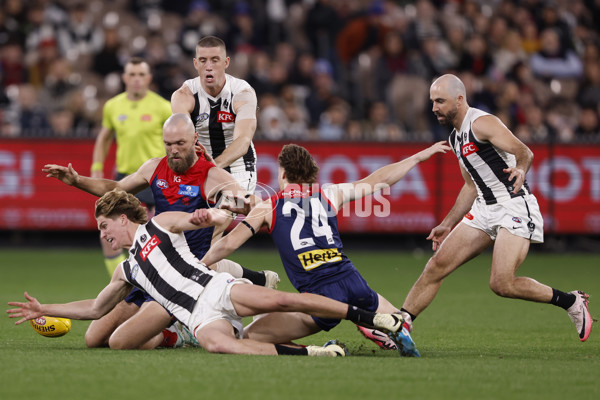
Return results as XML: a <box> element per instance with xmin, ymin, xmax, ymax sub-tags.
<box><xmin>43</xmin><ymin>162</ymin><xmax>119</xmax><ymax>196</ymax></box>
<box><xmin>332</xmin><ymin>141</ymin><xmax>451</xmax><ymax>209</ymax></box>
<box><xmin>200</xmin><ymin>201</ymin><xmax>269</xmax><ymax>267</ymax></box>
<box><xmin>43</xmin><ymin>158</ymin><xmax>156</xmax><ymax>197</ymax></box>
<box><xmin>7</xmin><ymin>268</ymin><xmax>131</xmax><ymax>324</ymax></box>
<box><xmin>156</xmin><ymin>209</ymin><xmax>234</xmax><ymax>234</ymax></box>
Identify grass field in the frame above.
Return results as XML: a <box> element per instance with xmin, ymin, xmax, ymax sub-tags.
<box><xmin>1</xmin><ymin>248</ymin><xmax>598</xmax><ymax>400</ymax></box>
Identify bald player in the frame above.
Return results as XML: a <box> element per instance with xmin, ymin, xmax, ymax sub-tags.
<box><xmin>398</xmin><ymin>74</ymin><xmax>592</xmax><ymax>342</ymax></box>
<box><xmin>43</xmin><ymin>114</ymin><xmax>273</xmax><ymax>350</ymax></box>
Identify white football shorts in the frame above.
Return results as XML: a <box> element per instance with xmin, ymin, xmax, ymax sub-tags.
<box><xmin>231</xmin><ymin>171</ymin><xmax>256</xmax><ymax>194</ymax></box>
<box><xmin>462</xmin><ymin>194</ymin><xmax>544</xmax><ymax>243</ymax></box>
<box><xmin>189</xmin><ymin>272</ymin><xmax>252</xmax><ymax>339</ymax></box>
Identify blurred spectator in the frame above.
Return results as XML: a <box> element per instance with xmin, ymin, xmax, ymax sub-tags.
<box><xmin>178</xmin><ymin>1</ymin><xmax>227</xmax><ymax>57</ymax></box>
<box><xmin>410</xmin><ymin>35</ymin><xmax>454</xmax><ymax>81</ymax></box>
<box><xmin>362</xmin><ymin>101</ymin><xmax>404</xmax><ymax>141</ymax></box>
<box><xmin>574</xmin><ymin>107</ymin><xmax>600</xmax><ymax>139</ymax></box>
<box><xmin>0</xmin><ymin>40</ymin><xmax>27</xmax><ymax>86</ymax></box>
<box><xmin>305</xmin><ymin>59</ymin><xmax>338</xmax><ymax>126</ymax></box>
<box><xmin>0</xmin><ymin>8</ymin><xmax>22</xmax><ymax>47</ymax></box>
<box><xmin>530</xmin><ymin>28</ymin><xmax>583</xmax><ymax>79</ymax></box>
<box><xmin>335</xmin><ymin>1</ymin><xmax>389</xmax><ymax>66</ymax></box>
<box><xmin>92</xmin><ymin>27</ymin><xmax>123</xmax><ymax>76</ymax></box>
<box><xmin>258</xmin><ymin>94</ymin><xmax>287</xmax><ymax>140</ymax></box>
<box><xmin>289</xmin><ymin>52</ymin><xmax>315</xmax><ymax>88</ymax></box>
<box><xmin>577</xmin><ymin>61</ymin><xmax>600</xmax><ymax>107</ymax></box>
<box><xmin>493</xmin><ymin>29</ymin><xmax>528</xmax><ymax>78</ymax></box>
<box><xmin>226</xmin><ymin>2</ymin><xmax>265</xmax><ymax>53</ymax></box>
<box><xmin>48</xmin><ymin>107</ymin><xmax>76</xmax><ymax>137</ymax></box>
<box><xmin>519</xmin><ymin>19</ymin><xmax>541</xmax><ymax>54</ymax></box>
<box><xmin>282</xmin><ymin>101</ymin><xmax>309</xmax><ymax>140</ymax></box>
<box><xmin>1</xmin><ymin>0</ymin><xmax>598</xmax><ymax>143</ymax></box>
<box><xmin>372</xmin><ymin>31</ymin><xmax>409</xmax><ymax>102</ymax></box>
<box><xmin>515</xmin><ymin>105</ymin><xmax>557</xmax><ymax>143</ymax></box>
<box><xmin>16</xmin><ymin>83</ymin><xmax>50</xmax><ymax>137</ymax></box>
<box><xmin>28</xmin><ymin>37</ymin><xmax>59</xmax><ymax>88</ymax></box>
<box><xmin>458</xmin><ymin>34</ymin><xmax>493</xmax><ymax>77</ymax></box>
<box><xmin>56</xmin><ymin>2</ymin><xmax>104</xmax><ymax>62</ymax></box>
<box><xmin>317</xmin><ymin>100</ymin><xmax>349</xmax><ymax>140</ymax></box>
<box><xmin>304</xmin><ymin>0</ymin><xmax>343</xmax><ymax>62</ymax></box>
<box><xmin>39</xmin><ymin>58</ymin><xmax>78</xmax><ymax>108</ymax></box>
<box><xmin>404</xmin><ymin>0</ymin><xmax>442</xmax><ymax>50</ymax></box>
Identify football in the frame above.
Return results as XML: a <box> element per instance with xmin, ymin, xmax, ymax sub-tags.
<box><xmin>29</xmin><ymin>316</ymin><xmax>71</xmax><ymax>337</ymax></box>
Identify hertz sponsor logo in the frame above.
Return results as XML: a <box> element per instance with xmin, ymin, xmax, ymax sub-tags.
<box><xmin>298</xmin><ymin>248</ymin><xmax>342</xmax><ymax>271</ymax></box>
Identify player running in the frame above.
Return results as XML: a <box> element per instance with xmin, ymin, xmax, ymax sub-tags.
<box><xmin>399</xmin><ymin>74</ymin><xmax>592</xmax><ymax>342</ymax></box>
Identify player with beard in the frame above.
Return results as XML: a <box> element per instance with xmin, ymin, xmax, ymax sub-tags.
<box><xmin>397</xmin><ymin>74</ymin><xmax>592</xmax><ymax>342</ymax></box>
<box><xmin>43</xmin><ymin>114</ymin><xmax>276</xmax><ymax>350</ymax></box>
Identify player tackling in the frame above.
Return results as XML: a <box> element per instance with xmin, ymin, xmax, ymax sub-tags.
<box><xmin>7</xmin><ymin>190</ymin><xmax>409</xmax><ymax>356</ymax></box>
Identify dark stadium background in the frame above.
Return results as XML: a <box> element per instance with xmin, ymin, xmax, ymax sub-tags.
<box><xmin>1</xmin><ymin>0</ymin><xmax>599</xmax><ymax>252</ymax></box>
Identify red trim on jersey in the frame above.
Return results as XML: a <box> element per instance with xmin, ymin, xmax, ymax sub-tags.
<box><xmin>268</xmin><ymin>193</ymin><xmax>280</xmax><ymax>234</ymax></box>
<box><xmin>198</xmin><ymin>159</ymin><xmax>216</xmax><ymax>204</ymax></box>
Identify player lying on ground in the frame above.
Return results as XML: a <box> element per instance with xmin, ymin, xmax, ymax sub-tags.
<box><xmin>7</xmin><ymin>189</ymin><xmax>408</xmax><ymax>356</ymax></box>
<box><xmin>197</xmin><ymin>141</ymin><xmax>451</xmax><ymax>357</ymax></box>
<box><xmin>42</xmin><ymin>114</ymin><xmax>278</xmax><ymax>350</ymax></box>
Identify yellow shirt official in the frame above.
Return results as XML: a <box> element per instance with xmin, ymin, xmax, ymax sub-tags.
<box><xmin>102</xmin><ymin>91</ymin><xmax>171</xmax><ymax>175</ymax></box>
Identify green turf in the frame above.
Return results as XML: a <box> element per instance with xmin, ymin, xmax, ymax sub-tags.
<box><xmin>1</xmin><ymin>248</ymin><xmax>599</xmax><ymax>400</ymax></box>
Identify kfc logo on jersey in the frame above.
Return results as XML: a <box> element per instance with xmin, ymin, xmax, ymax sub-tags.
<box><xmin>174</xmin><ymin>176</ymin><xmax>181</xmax><ymax>183</ymax></box>
<box><xmin>141</xmin><ymin>235</ymin><xmax>161</xmax><ymax>261</ymax></box>
<box><xmin>217</xmin><ymin>111</ymin><xmax>234</xmax><ymax>123</ymax></box>
<box><xmin>462</xmin><ymin>142</ymin><xmax>479</xmax><ymax>157</ymax></box>
<box><xmin>156</xmin><ymin>179</ymin><xmax>169</xmax><ymax>189</ymax></box>
<box><xmin>465</xmin><ymin>212</ymin><xmax>474</xmax><ymax>220</ymax></box>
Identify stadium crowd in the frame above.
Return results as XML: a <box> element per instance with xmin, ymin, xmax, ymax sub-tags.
<box><xmin>0</xmin><ymin>0</ymin><xmax>599</xmax><ymax>143</ymax></box>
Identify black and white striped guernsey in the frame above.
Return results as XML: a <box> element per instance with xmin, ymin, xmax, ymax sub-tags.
<box><xmin>184</xmin><ymin>74</ymin><xmax>256</xmax><ymax>174</ymax></box>
<box><xmin>121</xmin><ymin>219</ymin><xmax>216</xmax><ymax>327</ymax></box>
<box><xmin>449</xmin><ymin>107</ymin><xmax>531</xmax><ymax>205</ymax></box>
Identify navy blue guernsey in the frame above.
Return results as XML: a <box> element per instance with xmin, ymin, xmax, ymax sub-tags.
<box><xmin>268</xmin><ymin>185</ymin><xmax>358</xmax><ymax>292</ymax></box>
<box><xmin>149</xmin><ymin>156</ymin><xmax>215</xmax><ymax>259</ymax></box>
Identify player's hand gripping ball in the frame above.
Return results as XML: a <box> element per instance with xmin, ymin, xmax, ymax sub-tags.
<box><xmin>29</xmin><ymin>316</ymin><xmax>71</xmax><ymax>337</ymax></box>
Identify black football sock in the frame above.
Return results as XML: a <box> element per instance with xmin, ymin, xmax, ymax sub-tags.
<box><xmin>241</xmin><ymin>267</ymin><xmax>267</xmax><ymax>286</ymax></box>
<box><xmin>275</xmin><ymin>344</ymin><xmax>308</xmax><ymax>356</ymax></box>
<box><xmin>550</xmin><ymin>288</ymin><xmax>576</xmax><ymax>310</ymax></box>
<box><xmin>401</xmin><ymin>308</ymin><xmax>417</xmax><ymax>322</ymax></box>
<box><xmin>346</xmin><ymin>305</ymin><xmax>375</xmax><ymax>326</ymax></box>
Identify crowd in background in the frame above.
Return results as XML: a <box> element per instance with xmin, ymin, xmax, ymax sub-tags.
<box><xmin>0</xmin><ymin>0</ymin><xmax>599</xmax><ymax>143</ymax></box>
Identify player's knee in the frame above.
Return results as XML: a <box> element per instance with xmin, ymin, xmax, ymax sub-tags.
<box><xmin>489</xmin><ymin>277</ymin><xmax>514</xmax><ymax>298</ymax></box>
<box><xmin>108</xmin><ymin>333</ymin><xmax>137</xmax><ymax>350</ymax></box>
<box><xmin>272</xmin><ymin>292</ymin><xmax>297</xmax><ymax>311</ymax></box>
<box><xmin>199</xmin><ymin>336</ymin><xmax>231</xmax><ymax>354</ymax></box>
<box><xmin>84</xmin><ymin>330</ymin><xmax>106</xmax><ymax>348</ymax></box>
<box><xmin>422</xmin><ymin>257</ymin><xmax>447</xmax><ymax>281</ymax></box>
